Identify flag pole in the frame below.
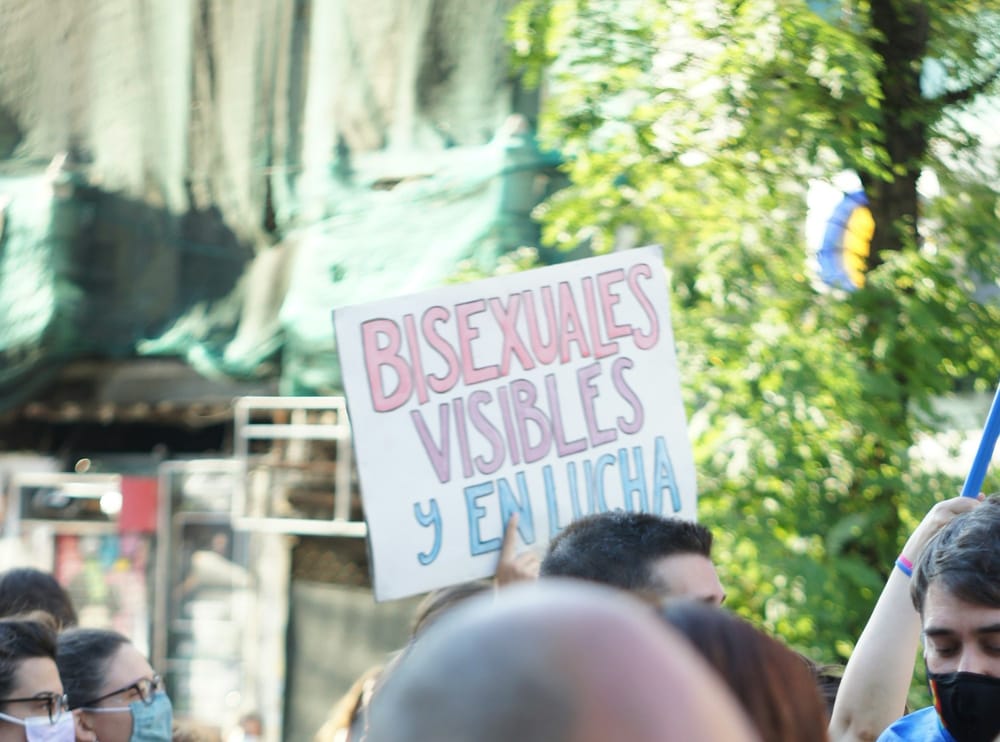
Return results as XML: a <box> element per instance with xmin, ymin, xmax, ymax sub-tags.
<box><xmin>960</xmin><ymin>381</ymin><xmax>1000</xmax><ymax>498</ymax></box>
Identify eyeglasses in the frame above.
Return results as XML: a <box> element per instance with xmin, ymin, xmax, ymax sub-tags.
<box><xmin>79</xmin><ymin>675</ymin><xmax>164</xmax><ymax>709</ymax></box>
<box><xmin>0</xmin><ymin>692</ymin><xmax>69</xmax><ymax>724</ymax></box>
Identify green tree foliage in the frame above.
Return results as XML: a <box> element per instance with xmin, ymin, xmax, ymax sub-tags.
<box><xmin>509</xmin><ymin>0</ymin><xmax>1000</xmax><ymax>667</ymax></box>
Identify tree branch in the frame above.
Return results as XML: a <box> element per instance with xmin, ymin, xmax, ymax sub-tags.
<box><xmin>938</xmin><ymin>61</ymin><xmax>1000</xmax><ymax>107</ymax></box>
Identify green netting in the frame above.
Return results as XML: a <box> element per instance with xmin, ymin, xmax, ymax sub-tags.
<box><xmin>0</xmin><ymin>0</ymin><xmax>554</xmax><ymax>411</ymax></box>
<box><xmin>0</xmin><ymin>131</ymin><xmax>558</xmax><ymax>411</ymax></box>
<box><xmin>0</xmin><ymin>170</ymin><xmax>82</xmax><ymax>405</ymax></box>
<box><xmin>140</xmin><ymin>132</ymin><xmax>561</xmax><ymax>395</ymax></box>
<box><xmin>0</xmin><ymin>167</ymin><xmax>252</xmax><ymax>411</ymax></box>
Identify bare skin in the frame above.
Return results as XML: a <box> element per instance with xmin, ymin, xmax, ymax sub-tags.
<box><xmin>74</xmin><ymin>643</ymin><xmax>157</xmax><ymax>742</ymax></box>
<box><xmin>648</xmin><ymin>552</ymin><xmax>726</xmax><ymax>606</ymax></box>
<box><xmin>922</xmin><ymin>583</ymin><xmax>1000</xmax><ymax>677</ymax></box>
<box><xmin>0</xmin><ymin>658</ymin><xmax>65</xmax><ymax>742</ymax></box>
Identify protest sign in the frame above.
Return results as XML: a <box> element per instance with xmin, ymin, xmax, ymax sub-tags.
<box><xmin>333</xmin><ymin>246</ymin><xmax>697</xmax><ymax>600</ymax></box>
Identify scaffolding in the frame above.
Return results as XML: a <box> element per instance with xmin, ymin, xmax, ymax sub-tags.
<box><xmin>232</xmin><ymin>396</ymin><xmax>365</xmax><ymax>537</ymax></box>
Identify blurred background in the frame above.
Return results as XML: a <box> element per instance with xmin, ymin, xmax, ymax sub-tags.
<box><xmin>1</xmin><ymin>0</ymin><xmax>999</xmax><ymax>739</ymax></box>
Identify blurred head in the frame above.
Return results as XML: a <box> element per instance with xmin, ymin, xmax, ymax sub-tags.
<box><xmin>57</xmin><ymin>628</ymin><xmax>172</xmax><ymax>742</ymax></box>
<box><xmin>233</xmin><ymin>712</ymin><xmax>262</xmax><ymax>741</ymax></box>
<box><xmin>658</xmin><ymin>601</ymin><xmax>829</xmax><ymax>742</ymax></box>
<box><xmin>0</xmin><ymin>569</ymin><xmax>77</xmax><ymax>629</ymax></box>
<box><xmin>238</xmin><ymin>713</ymin><xmax>261</xmax><ymax>735</ymax></box>
<box><xmin>366</xmin><ymin>581</ymin><xmax>759</xmax><ymax>742</ymax></box>
<box><xmin>0</xmin><ymin>615</ymin><xmax>70</xmax><ymax>742</ymax></box>
<box><xmin>540</xmin><ymin>511</ymin><xmax>724</xmax><ymax>605</ymax></box>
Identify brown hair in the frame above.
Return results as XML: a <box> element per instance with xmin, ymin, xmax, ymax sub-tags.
<box><xmin>313</xmin><ymin>665</ymin><xmax>383</xmax><ymax>742</ymax></box>
<box><xmin>0</xmin><ymin>614</ymin><xmax>59</xmax><ymax>699</ymax></box>
<box><xmin>410</xmin><ymin>581</ymin><xmax>492</xmax><ymax>639</ymax></box>
<box><xmin>659</xmin><ymin>601</ymin><xmax>829</xmax><ymax>742</ymax></box>
<box><xmin>0</xmin><ymin>568</ymin><xmax>78</xmax><ymax>628</ymax></box>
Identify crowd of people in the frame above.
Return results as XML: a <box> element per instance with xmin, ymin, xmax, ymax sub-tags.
<box><xmin>0</xmin><ymin>569</ymin><xmax>266</xmax><ymax>742</ymax></box>
<box><xmin>0</xmin><ymin>493</ymin><xmax>996</xmax><ymax>741</ymax></box>
<box><xmin>319</xmin><ymin>493</ymin><xmax>998</xmax><ymax>742</ymax></box>
<box><xmin>0</xmin><ymin>567</ymin><xmax>176</xmax><ymax>742</ymax></box>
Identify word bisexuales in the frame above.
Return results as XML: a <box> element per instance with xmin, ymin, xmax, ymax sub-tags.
<box><xmin>359</xmin><ymin>264</ymin><xmax>661</xmax><ymax>413</ymax></box>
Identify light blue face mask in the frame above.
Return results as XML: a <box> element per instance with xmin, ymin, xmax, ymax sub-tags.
<box><xmin>85</xmin><ymin>691</ymin><xmax>173</xmax><ymax>742</ymax></box>
<box><xmin>0</xmin><ymin>711</ymin><xmax>76</xmax><ymax>742</ymax></box>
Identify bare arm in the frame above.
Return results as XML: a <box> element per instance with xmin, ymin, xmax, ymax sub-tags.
<box><xmin>828</xmin><ymin>495</ymin><xmax>982</xmax><ymax>742</ymax></box>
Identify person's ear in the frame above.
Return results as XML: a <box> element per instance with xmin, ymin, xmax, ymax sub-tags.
<box><xmin>74</xmin><ymin>709</ymin><xmax>98</xmax><ymax>742</ymax></box>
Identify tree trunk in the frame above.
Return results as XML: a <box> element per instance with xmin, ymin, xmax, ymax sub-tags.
<box><xmin>864</xmin><ymin>0</ymin><xmax>929</xmax><ymax>268</ymax></box>
<box><xmin>856</xmin><ymin>1</ymin><xmax>932</xmax><ymax>562</ymax></box>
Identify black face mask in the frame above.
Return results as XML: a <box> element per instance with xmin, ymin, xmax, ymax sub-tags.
<box><xmin>928</xmin><ymin>669</ymin><xmax>1000</xmax><ymax>742</ymax></box>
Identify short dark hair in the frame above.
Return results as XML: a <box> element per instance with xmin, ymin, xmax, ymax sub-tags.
<box><xmin>56</xmin><ymin>627</ymin><xmax>131</xmax><ymax>709</ymax></box>
<box><xmin>911</xmin><ymin>495</ymin><xmax>1000</xmax><ymax>614</ymax></box>
<box><xmin>0</xmin><ymin>568</ymin><xmax>78</xmax><ymax>628</ymax></box>
<box><xmin>0</xmin><ymin>616</ymin><xmax>59</xmax><ymax>698</ymax></box>
<box><xmin>540</xmin><ymin>511</ymin><xmax>713</xmax><ymax>592</ymax></box>
<box><xmin>798</xmin><ymin>656</ymin><xmax>843</xmax><ymax>716</ymax></box>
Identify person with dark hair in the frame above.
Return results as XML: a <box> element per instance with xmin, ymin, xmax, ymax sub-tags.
<box><xmin>56</xmin><ymin>628</ymin><xmax>172</xmax><ymax>742</ymax></box>
<box><xmin>875</xmin><ymin>495</ymin><xmax>1000</xmax><ymax>741</ymax></box>
<box><xmin>830</xmin><ymin>496</ymin><xmax>977</xmax><ymax>741</ymax></box>
<box><xmin>830</xmin><ymin>495</ymin><xmax>1000</xmax><ymax>742</ymax></box>
<box><xmin>805</xmin><ymin>659</ymin><xmax>844</xmax><ymax>718</ymax></box>
<box><xmin>0</xmin><ymin>569</ymin><xmax>78</xmax><ymax>629</ymax></box>
<box><xmin>539</xmin><ymin>510</ymin><xmax>725</xmax><ymax>604</ymax></box>
<box><xmin>365</xmin><ymin>581</ymin><xmax>759</xmax><ymax>742</ymax></box>
<box><xmin>659</xmin><ymin>600</ymin><xmax>830</xmax><ymax>741</ymax></box>
<box><xmin>0</xmin><ymin>615</ymin><xmax>74</xmax><ymax>741</ymax></box>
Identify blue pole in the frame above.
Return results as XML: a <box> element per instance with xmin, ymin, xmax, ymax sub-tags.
<box><xmin>960</xmin><ymin>381</ymin><xmax>1000</xmax><ymax>498</ymax></box>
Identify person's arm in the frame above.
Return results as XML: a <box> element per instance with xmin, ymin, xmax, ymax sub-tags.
<box><xmin>828</xmin><ymin>495</ymin><xmax>982</xmax><ymax>742</ymax></box>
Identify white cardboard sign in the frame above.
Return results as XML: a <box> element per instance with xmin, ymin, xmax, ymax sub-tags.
<box><xmin>333</xmin><ymin>246</ymin><xmax>696</xmax><ymax>600</ymax></box>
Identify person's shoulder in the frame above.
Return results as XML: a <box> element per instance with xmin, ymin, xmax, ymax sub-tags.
<box><xmin>876</xmin><ymin>707</ymin><xmax>952</xmax><ymax>742</ymax></box>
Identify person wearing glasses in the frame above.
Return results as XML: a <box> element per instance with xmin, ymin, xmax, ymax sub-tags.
<box><xmin>55</xmin><ymin>628</ymin><xmax>171</xmax><ymax>742</ymax></box>
<box><xmin>0</xmin><ymin>614</ymin><xmax>74</xmax><ymax>742</ymax></box>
